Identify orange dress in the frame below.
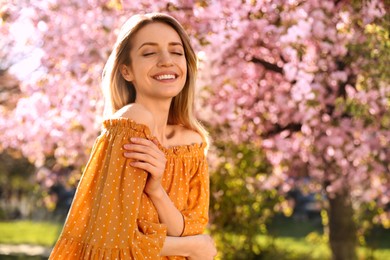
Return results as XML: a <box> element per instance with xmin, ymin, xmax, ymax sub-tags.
<box><xmin>49</xmin><ymin>118</ymin><xmax>209</xmax><ymax>259</ymax></box>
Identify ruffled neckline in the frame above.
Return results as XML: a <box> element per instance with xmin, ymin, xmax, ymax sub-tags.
<box><xmin>103</xmin><ymin>118</ymin><xmax>206</xmax><ymax>156</ymax></box>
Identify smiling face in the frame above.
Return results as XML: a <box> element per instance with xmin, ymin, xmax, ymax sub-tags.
<box><xmin>121</xmin><ymin>22</ymin><xmax>187</xmax><ymax>103</ymax></box>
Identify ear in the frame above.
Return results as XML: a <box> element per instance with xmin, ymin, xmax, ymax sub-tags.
<box><xmin>120</xmin><ymin>65</ymin><xmax>134</xmax><ymax>82</ymax></box>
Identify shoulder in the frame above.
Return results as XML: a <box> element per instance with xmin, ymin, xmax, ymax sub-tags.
<box><xmin>111</xmin><ymin>103</ymin><xmax>155</xmax><ymax>130</ymax></box>
<box><xmin>174</xmin><ymin>125</ymin><xmax>203</xmax><ymax>146</ymax></box>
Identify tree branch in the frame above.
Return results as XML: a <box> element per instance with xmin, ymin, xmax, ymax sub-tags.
<box><xmin>261</xmin><ymin>123</ymin><xmax>302</xmax><ymax>139</ymax></box>
<box><xmin>251</xmin><ymin>57</ymin><xmax>283</xmax><ymax>74</ymax></box>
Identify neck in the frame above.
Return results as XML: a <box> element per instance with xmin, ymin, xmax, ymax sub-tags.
<box><xmin>136</xmin><ymin>97</ymin><xmax>172</xmax><ymax>145</ymax></box>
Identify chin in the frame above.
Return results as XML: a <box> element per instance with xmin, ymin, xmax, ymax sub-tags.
<box><xmin>166</xmin><ymin>88</ymin><xmax>184</xmax><ymax>97</ymax></box>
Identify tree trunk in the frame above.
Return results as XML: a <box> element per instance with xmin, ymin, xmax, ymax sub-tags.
<box><xmin>328</xmin><ymin>189</ymin><xmax>357</xmax><ymax>260</ymax></box>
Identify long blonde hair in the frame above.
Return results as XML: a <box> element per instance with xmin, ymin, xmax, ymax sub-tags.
<box><xmin>102</xmin><ymin>13</ymin><xmax>208</xmax><ymax>144</ymax></box>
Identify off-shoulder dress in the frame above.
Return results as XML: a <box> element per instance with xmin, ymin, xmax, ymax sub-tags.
<box><xmin>49</xmin><ymin>118</ymin><xmax>209</xmax><ymax>260</ymax></box>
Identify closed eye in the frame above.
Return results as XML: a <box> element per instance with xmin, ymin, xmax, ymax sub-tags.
<box><xmin>172</xmin><ymin>52</ymin><xmax>184</xmax><ymax>56</ymax></box>
<box><xmin>143</xmin><ymin>52</ymin><xmax>155</xmax><ymax>56</ymax></box>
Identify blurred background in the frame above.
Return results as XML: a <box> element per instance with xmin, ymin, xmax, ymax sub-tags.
<box><xmin>0</xmin><ymin>0</ymin><xmax>389</xmax><ymax>259</ymax></box>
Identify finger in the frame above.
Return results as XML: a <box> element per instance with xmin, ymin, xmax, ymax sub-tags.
<box><xmin>123</xmin><ymin>138</ymin><xmax>157</xmax><ymax>151</ymax></box>
<box><xmin>123</xmin><ymin>144</ymin><xmax>163</xmax><ymax>160</ymax></box>
<box><xmin>151</xmin><ymin>138</ymin><xmax>160</xmax><ymax>146</ymax></box>
<box><xmin>124</xmin><ymin>143</ymin><xmax>154</xmax><ymax>153</ymax></box>
<box><xmin>130</xmin><ymin>137</ymin><xmax>158</xmax><ymax>148</ymax></box>
<box><xmin>130</xmin><ymin>161</ymin><xmax>156</xmax><ymax>174</ymax></box>
<box><xmin>134</xmin><ymin>138</ymin><xmax>165</xmax><ymax>157</ymax></box>
<box><xmin>124</xmin><ymin>140</ymin><xmax>164</xmax><ymax>157</ymax></box>
<box><xmin>124</xmin><ymin>152</ymin><xmax>155</xmax><ymax>163</ymax></box>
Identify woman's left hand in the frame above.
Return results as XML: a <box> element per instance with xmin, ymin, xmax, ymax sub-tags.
<box><xmin>123</xmin><ymin>137</ymin><xmax>167</xmax><ymax>196</ymax></box>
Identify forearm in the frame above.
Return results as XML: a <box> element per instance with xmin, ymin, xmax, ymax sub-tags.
<box><xmin>160</xmin><ymin>234</ymin><xmax>217</xmax><ymax>259</ymax></box>
<box><xmin>160</xmin><ymin>236</ymin><xmax>193</xmax><ymax>257</ymax></box>
<box><xmin>148</xmin><ymin>185</ymin><xmax>184</xmax><ymax>236</ymax></box>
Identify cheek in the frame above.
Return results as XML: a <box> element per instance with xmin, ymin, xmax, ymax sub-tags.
<box><xmin>181</xmin><ymin>59</ymin><xmax>188</xmax><ymax>75</ymax></box>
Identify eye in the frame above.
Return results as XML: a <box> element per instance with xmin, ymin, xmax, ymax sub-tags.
<box><xmin>143</xmin><ymin>52</ymin><xmax>155</xmax><ymax>57</ymax></box>
<box><xmin>172</xmin><ymin>52</ymin><xmax>184</xmax><ymax>56</ymax></box>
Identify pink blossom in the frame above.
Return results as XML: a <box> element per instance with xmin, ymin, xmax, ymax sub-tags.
<box><xmin>283</xmin><ymin>63</ymin><xmax>298</xmax><ymax>81</ymax></box>
<box><xmin>1</xmin><ymin>0</ymin><xmax>388</xmax><ymax>222</ymax></box>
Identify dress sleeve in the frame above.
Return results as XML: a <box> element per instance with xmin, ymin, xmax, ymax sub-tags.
<box><xmin>180</xmin><ymin>155</ymin><xmax>210</xmax><ymax>236</ymax></box>
<box><xmin>49</xmin><ymin>119</ymin><xmax>166</xmax><ymax>260</ymax></box>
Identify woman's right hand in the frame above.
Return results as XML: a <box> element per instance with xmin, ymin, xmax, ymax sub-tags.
<box><xmin>187</xmin><ymin>234</ymin><xmax>217</xmax><ymax>260</ymax></box>
<box><xmin>123</xmin><ymin>137</ymin><xmax>167</xmax><ymax>196</ymax></box>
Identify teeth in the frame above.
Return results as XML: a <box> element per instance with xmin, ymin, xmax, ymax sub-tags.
<box><xmin>155</xmin><ymin>74</ymin><xmax>175</xmax><ymax>80</ymax></box>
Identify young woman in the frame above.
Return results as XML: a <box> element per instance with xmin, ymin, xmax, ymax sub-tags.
<box><xmin>49</xmin><ymin>13</ymin><xmax>217</xmax><ymax>259</ymax></box>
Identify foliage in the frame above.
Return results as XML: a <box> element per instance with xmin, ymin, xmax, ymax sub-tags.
<box><xmin>0</xmin><ymin>150</ymin><xmax>73</xmax><ymax>221</ymax></box>
<box><xmin>0</xmin><ymin>150</ymin><xmax>42</xmax><ymax>220</ymax></box>
<box><xmin>208</xmin><ymin>141</ymin><xmax>280</xmax><ymax>258</ymax></box>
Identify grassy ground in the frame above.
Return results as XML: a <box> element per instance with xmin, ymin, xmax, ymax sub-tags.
<box><xmin>0</xmin><ymin>221</ymin><xmax>62</xmax><ymax>247</ymax></box>
<box><xmin>0</xmin><ymin>219</ymin><xmax>389</xmax><ymax>259</ymax></box>
<box><xmin>262</xmin><ymin>215</ymin><xmax>390</xmax><ymax>260</ymax></box>
<box><xmin>211</xmin><ymin>215</ymin><xmax>390</xmax><ymax>259</ymax></box>
<box><xmin>254</xmin><ymin>233</ymin><xmax>390</xmax><ymax>260</ymax></box>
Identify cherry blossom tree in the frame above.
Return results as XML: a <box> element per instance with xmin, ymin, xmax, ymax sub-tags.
<box><xmin>1</xmin><ymin>0</ymin><xmax>388</xmax><ymax>259</ymax></box>
<box><xmin>196</xmin><ymin>1</ymin><xmax>389</xmax><ymax>259</ymax></box>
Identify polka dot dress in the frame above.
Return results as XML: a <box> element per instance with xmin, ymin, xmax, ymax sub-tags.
<box><xmin>49</xmin><ymin>118</ymin><xmax>209</xmax><ymax>259</ymax></box>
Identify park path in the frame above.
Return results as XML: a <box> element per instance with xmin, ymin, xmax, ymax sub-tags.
<box><xmin>0</xmin><ymin>244</ymin><xmax>52</xmax><ymax>258</ymax></box>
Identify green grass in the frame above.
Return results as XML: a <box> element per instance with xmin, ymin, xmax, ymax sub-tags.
<box><xmin>212</xmin><ymin>231</ymin><xmax>390</xmax><ymax>260</ymax></box>
<box><xmin>0</xmin><ymin>221</ymin><xmax>62</xmax><ymax>246</ymax></box>
<box><xmin>0</xmin><ymin>219</ymin><xmax>389</xmax><ymax>260</ymax></box>
<box><xmin>257</xmin><ymin>233</ymin><xmax>390</xmax><ymax>260</ymax></box>
<box><xmin>264</xmin><ymin>216</ymin><xmax>390</xmax><ymax>260</ymax></box>
<box><xmin>212</xmin><ymin>215</ymin><xmax>390</xmax><ymax>260</ymax></box>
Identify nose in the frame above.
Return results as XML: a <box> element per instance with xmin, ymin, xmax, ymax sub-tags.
<box><xmin>157</xmin><ymin>51</ymin><xmax>173</xmax><ymax>67</ymax></box>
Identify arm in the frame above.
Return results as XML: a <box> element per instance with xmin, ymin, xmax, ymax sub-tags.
<box><xmin>116</xmin><ymin>104</ymin><xmax>184</xmax><ymax>235</ymax></box>
<box><xmin>124</xmin><ymin>138</ymin><xmax>209</xmax><ymax>237</ymax></box>
<box><xmin>124</xmin><ymin>137</ymin><xmax>210</xmax><ymax>237</ymax></box>
<box><xmin>50</xmin><ymin>118</ymin><xmax>167</xmax><ymax>259</ymax></box>
<box><xmin>160</xmin><ymin>235</ymin><xmax>217</xmax><ymax>259</ymax></box>
<box><xmin>147</xmin><ymin>185</ymin><xmax>185</xmax><ymax>236</ymax></box>
<box><xmin>118</xmin><ymin>106</ymin><xmax>208</xmax><ymax>236</ymax></box>
<box><xmin>125</xmin><ymin>137</ymin><xmax>184</xmax><ymax>236</ymax></box>
<box><xmin>180</xmin><ymin>158</ymin><xmax>210</xmax><ymax>236</ymax></box>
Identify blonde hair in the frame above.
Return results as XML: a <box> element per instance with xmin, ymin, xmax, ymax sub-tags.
<box><xmin>102</xmin><ymin>13</ymin><xmax>208</xmax><ymax>144</ymax></box>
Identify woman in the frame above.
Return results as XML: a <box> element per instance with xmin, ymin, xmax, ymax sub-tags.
<box><xmin>50</xmin><ymin>13</ymin><xmax>217</xmax><ymax>259</ymax></box>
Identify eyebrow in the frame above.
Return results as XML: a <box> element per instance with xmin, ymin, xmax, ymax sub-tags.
<box><xmin>137</xmin><ymin>42</ymin><xmax>183</xmax><ymax>50</ymax></box>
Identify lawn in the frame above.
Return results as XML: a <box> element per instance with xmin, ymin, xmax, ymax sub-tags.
<box><xmin>211</xmin><ymin>215</ymin><xmax>390</xmax><ymax>260</ymax></box>
<box><xmin>260</xmin><ymin>216</ymin><xmax>390</xmax><ymax>260</ymax></box>
<box><xmin>254</xmin><ymin>233</ymin><xmax>390</xmax><ymax>260</ymax></box>
<box><xmin>0</xmin><ymin>219</ymin><xmax>389</xmax><ymax>259</ymax></box>
<box><xmin>0</xmin><ymin>221</ymin><xmax>62</xmax><ymax>247</ymax></box>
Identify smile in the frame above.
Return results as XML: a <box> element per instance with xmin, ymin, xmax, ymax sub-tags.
<box><xmin>153</xmin><ymin>74</ymin><xmax>177</xmax><ymax>80</ymax></box>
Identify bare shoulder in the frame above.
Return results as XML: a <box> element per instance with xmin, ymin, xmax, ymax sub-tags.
<box><xmin>111</xmin><ymin>103</ymin><xmax>155</xmax><ymax>130</ymax></box>
<box><xmin>174</xmin><ymin>125</ymin><xmax>203</xmax><ymax>145</ymax></box>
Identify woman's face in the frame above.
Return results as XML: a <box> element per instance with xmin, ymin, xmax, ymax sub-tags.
<box><xmin>122</xmin><ymin>22</ymin><xmax>187</xmax><ymax>102</ymax></box>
